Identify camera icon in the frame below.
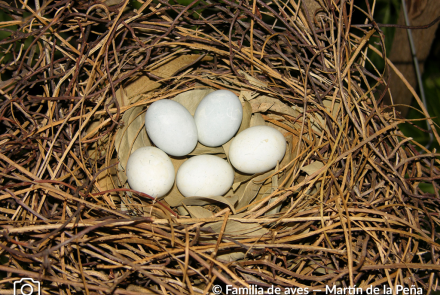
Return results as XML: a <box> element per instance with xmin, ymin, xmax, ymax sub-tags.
<box><xmin>13</xmin><ymin>278</ymin><xmax>40</xmax><ymax>295</ymax></box>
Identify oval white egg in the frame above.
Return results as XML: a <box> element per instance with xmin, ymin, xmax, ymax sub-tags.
<box><xmin>176</xmin><ymin>155</ymin><xmax>234</xmax><ymax>198</ymax></box>
<box><xmin>229</xmin><ymin>126</ymin><xmax>286</xmax><ymax>174</ymax></box>
<box><xmin>194</xmin><ymin>90</ymin><xmax>242</xmax><ymax>147</ymax></box>
<box><xmin>126</xmin><ymin>146</ymin><xmax>175</xmax><ymax>198</ymax></box>
<box><xmin>145</xmin><ymin>100</ymin><xmax>198</xmax><ymax>156</ymax></box>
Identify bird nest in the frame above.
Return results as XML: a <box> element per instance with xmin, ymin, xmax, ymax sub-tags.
<box><xmin>0</xmin><ymin>0</ymin><xmax>439</xmax><ymax>294</ymax></box>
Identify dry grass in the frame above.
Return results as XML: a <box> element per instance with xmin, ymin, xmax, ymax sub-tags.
<box><xmin>0</xmin><ymin>0</ymin><xmax>439</xmax><ymax>294</ymax></box>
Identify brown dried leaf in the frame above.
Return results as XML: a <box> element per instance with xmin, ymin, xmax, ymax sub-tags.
<box><xmin>252</xmin><ymin>177</ymin><xmax>276</xmax><ymax>209</ymax></box>
<box><xmin>189</xmin><ymin>142</ymin><xmax>224</xmax><ymax>155</ymax></box>
<box><xmin>265</xmin><ymin>164</ymin><xmax>280</xmax><ymax>215</ymax></box>
<box><xmin>232</xmin><ymin>184</ymin><xmax>243</xmax><ymax>195</ymax></box>
<box><xmin>172</xmin><ymin>88</ymin><xmax>214</xmax><ymax>115</ymax></box>
<box><xmin>96</xmin><ymin>158</ymin><xmax>118</xmax><ymax>194</ymax></box>
<box><xmin>323</xmin><ymin>97</ymin><xmax>341</xmax><ymax>117</ymax></box>
<box><xmin>163</xmin><ymin>156</ymin><xmax>186</xmax><ymax>207</ymax></box>
<box><xmin>239</xmin><ymin>70</ymin><xmax>268</xmax><ymax>88</ymax></box>
<box><xmin>279</xmin><ymin>134</ymin><xmax>296</xmax><ymax>185</ymax></box>
<box><xmin>115</xmin><ymin>86</ymin><xmax>129</xmax><ymax>108</ymax></box>
<box><xmin>251</xmin><ymin>101</ymin><xmax>274</xmax><ymax>113</ymax></box>
<box><xmin>237</xmin><ymin>100</ymin><xmax>252</xmax><ymax>133</ymax></box>
<box><xmin>143</xmin><ymin>205</ymin><xmax>172</xmax><ymax>219</ymax></box>
<box><xmin>104</xmin><ymin>0</ymin><xmax>123</xmax><ymax>6</ymax></box>
<box><xmin>122</xmin><ymin>55</ymin><xmax>212</xmax><ymax>104</ymax></box>
<box><xmin>84</xmin><ymin>270</ymin><xmax>109</xmax><ymax>281</ymax></box>
<box><xmin>123</xmin><ymin>76</ymin><xmax>161</xmax><ymax>104</ymax></box>
<box><xmin>250</xmin><ymin>113</ymin><xmax>266</xmax><ymax>127</ymax></box>
<box><xmin>151</xmin><ymin>55</ymin><xmax>213</xmax><ymax>79</ymax></box>
<box><xmin>237</xmin><ymin>170</ymin><xmax>274</xmax><ymax>209</ymax></box>
<box><xmin>206</xmin><ymin>220</ymin><xmax>268</xmax><ymax>236</ymax></box>
<box><xmin>258</xmin><ymin>135</ymin><xmax>295</xmax><ymax>214</ymax></box>
<box><xmin>85</xmin><ymin>119</ymin><xmax>109</xmax><ymax>161</ymax></box>
<box><xmin>233</xmin><ymin>171</ymin><xmax>255</xmax><ymax>184</ymax></box>
<box><xmin>240</xmin><ymin>273</ymin><xmax>266</xmax><ymax>283</ymax></box>
<box><xmin>222</xmin><ymin>140</ymin><xmax>232</xmax><ymax>160</ymax></box>
<box><xmin>217</xmin><ymin>251</ymin><xmax>245</xmax><ymax>262</ymax></box>
<box><xmin>177</xmin><ymin>206</ymin><xmax>190</xmax><ymax>216</ymax></box>
<box><xmin>223</xmin><ymin>100</ymin><xmax>252</xmax><ymax>160</ymax></box>
<box><xmin>114</xmin><ymin>111</ymin><xmax>132</xmax><ymax>170</ymax></box>
<box><xmin>186</xmin><ymin>206</ymin><xmax>213</xmax><ymax>219</ymax></box>
<box><xmin>266</xmin><ymin>121</ymin><xmax>290</xmax><ymax>137</ymax></box>
<box><xmin>239</xmin><ymin>90</ymin><xmax>252</xmax><ymax>101</ymax></box>
<box><xmin>114</xmin><ymin>106</ymin><xmax>149</xmax><ymax>171</ymax></box>
<box><xmin>251</xmin><ymin>95</ymin><xmax>299</xmax><ymax>118</ymax></box>
<box><xmin>300</xmin><ymin>161</ymin><xmax>324</xmax><ymax>175</ymax></box>
<box><xmin>126</xmin><ymin>107</ymin><xmax>149</xmax><ymax>153</ymax></box>
<box><xmin>114</xmin><ymin>105</ymin><xmax>150</xmax><ymax>190</ymax></box>
<box><xmin>224</xmin><ymin>181</ymin><xmax>247</xmax><ymax>199</ymax></box>
<box><xmin>182</xmin><ymin>196</ymin><xmax>236</xmax><ymax>214</ymax></box>
<box><xmin>225</xmin><ymin>194</ymin><xmax>238</xmax><ymax>206</ymax></box>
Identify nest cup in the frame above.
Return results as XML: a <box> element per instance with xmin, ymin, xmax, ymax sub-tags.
<box><xmin>1</xmin><ymin>0</ymin><xmax>440</xmax><ymax>294</ymax></box>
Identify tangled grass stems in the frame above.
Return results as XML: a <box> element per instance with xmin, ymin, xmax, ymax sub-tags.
<box><xmin>0</xmin><ymin>0</ymin><xmax>439</xmax><ymax>294</ymax></box>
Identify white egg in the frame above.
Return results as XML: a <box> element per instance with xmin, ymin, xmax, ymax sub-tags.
<box><xmin>194</xmin><ymin>90</ymin><xmax>243</xmax><ymax>147</ymax></box>
<box><xmin>126</xmin><ymin>146</ymin><xmax>175</xmax><ymax>198</ymax></box>
<box><xmin>145</xmin><ymin>100</ymin><xmax>198</xmax><ymax>156</ymax></box>
<box><xmin>229</xmin><ymin>126</ymin><xmax>286</xmax><ymax>174</ymax></box>
<box><xmin>176</xmin><ymin>155</ymin><xmax>234</xmax><ymax>198</ymax></box>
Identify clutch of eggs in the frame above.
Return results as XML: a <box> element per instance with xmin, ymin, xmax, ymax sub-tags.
<box><xmin>125</xmin><ymin>89</ymin><xmax>288</xmax><ymax>199</ymax></box>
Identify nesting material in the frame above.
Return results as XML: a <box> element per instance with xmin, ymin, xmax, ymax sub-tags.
<box><xmin>1</xmin><ymin>0</ymin><xmax>439</xmax><ymax>294</ymax></box>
